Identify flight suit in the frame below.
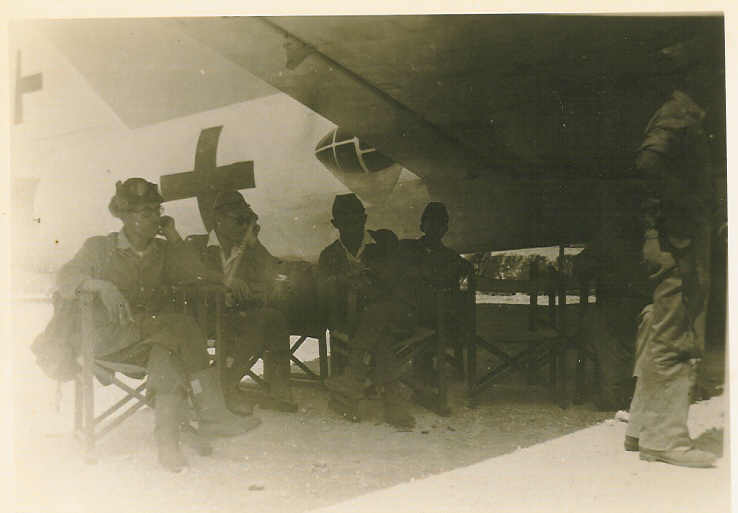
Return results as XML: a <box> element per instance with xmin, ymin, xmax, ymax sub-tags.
<box><xmin>626</xmin><ymin>90</ymin><xmax>714</xmax><ymax>452</ymax></box>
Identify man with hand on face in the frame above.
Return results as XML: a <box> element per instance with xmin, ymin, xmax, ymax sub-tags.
<box><xmin>55</xmin><ymin>178</ymin><xmax>259</xmax><ymax>473</ymax></box>
<box><xmin>188</xmin><ymin>190</ymin><xmax>298</xmax><ymax>414</ymax></box>
<box><xmin>318</xmin><ymin>193</ymin><xmax>417</xmax><ymax>429</ymax></box>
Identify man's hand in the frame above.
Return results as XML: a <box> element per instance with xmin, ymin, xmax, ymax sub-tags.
<box><xmin>82</xmin><ymin>279</ymin><xmax>134</xmax><ymax>325</ymax></box>
<box><xmin>642</xmin><ymin>230</ymin><xmax>676</xmax><ymax>272</ymax></box>
<box><xmin>158</xmin><ymin>215</ymin><xmax>183</xmax><ymax>242</ymax></box>
<box><xmin>241</xmin><ymin>219</ymin><xmax>260</xmax><ymax>249</ymax></box>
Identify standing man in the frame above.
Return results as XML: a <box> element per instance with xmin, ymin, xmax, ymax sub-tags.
<box><xmin>56</xmin><ymin>178</ymin><xmax>259</xmax><ymax>472</ymax></box>
<box><xmin>189</xmin><ymin>190</ymin><xmax>298</xmax><ymax>414</ymax></box>
<box><xmin>625</xmin><ymin>41</ymin><xmax>719</xmax><ymax>467</ymax></box>
<box><xmin>318</xmin><ymin>193</ymin><xmax>417</xmax><ymax>428</ymax></box>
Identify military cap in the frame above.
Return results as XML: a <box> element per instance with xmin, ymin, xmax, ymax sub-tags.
<box><xmin>332</xmin><ymin>193</ymin><xmax>365</xmax><ymax>218</ymax></box>
<box><xmin>421</xmin><ymin>202</ymin><xmax>449</xmax><ymax>224</ymax></box>
<box><xmin>108</xmin><ymin>178</ymin><xmax>163</xmax><ymax>218</ymax></box>
<box><xmin>213</xmin><ymin>189</ymin><xmax>252</xmax><ymax>214</ymax></box>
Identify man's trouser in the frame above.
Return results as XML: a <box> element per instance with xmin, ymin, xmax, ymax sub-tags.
<box><xmin>627</xmin><ymin>228</ymin><xmax>709</xmax><ymax>451</ymax></box>
<box><xmin>97</xmin><ymin>312</ymin><xmax>211</xmax><ymax>396</ymax></box>
<box><xmin>225</xmin><ymin>307</ymin><xmax>292</xmax><ymax>398</ymax></box>
<box><xmin>348</xmin><ymin>298</ymin><xmax>417</xmax><ymax>386</ymax></box>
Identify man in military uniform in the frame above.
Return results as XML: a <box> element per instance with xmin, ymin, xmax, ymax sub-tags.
<box><xmin>56</xmin><ymin>178</ymin><xmax>259</xmax><ymax>472</ymax></box>
<box><xmin>188</xmin><ymin>190</ymin><xmax>299</xmax><ymax>414</ymax></box>
<box><xmin>624</xmin><ymin>44</ymin><xmax>718</xmax><ymax>467</ymax></box>
<box><xmin>318</xmin><ymin>193</ymin><xmax>417</xmax><ymax>428</ymax></box>
<box><xmin>399</xmin><ymin>202</ymin><xmax>473</xmax><ymax>384</ymax></box>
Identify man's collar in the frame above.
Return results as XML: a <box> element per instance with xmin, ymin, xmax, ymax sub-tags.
<box><xmin>117</xmin><ymin>229</ymin><xmax>133</xmax><ymax>250</ymax></box>
<box><xmin>337</xmin><ymin>231</ymin><xmax>372</xmax><ymax>261</ymax></box>
<box><xmin>207</xmin><ymin>230</ymin><xmax>221</xmax><ymax>248</ymax></box>
<box><xmin>117</xmin><ymin>229</ymin><xmax>157</xmax><ymax>256</ymax></box>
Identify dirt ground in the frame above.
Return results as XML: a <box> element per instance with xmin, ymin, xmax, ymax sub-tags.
<box><xmin>9</xmin><ymin>300</ymin><xmax>728</xmax><ymax>513</ymax></box>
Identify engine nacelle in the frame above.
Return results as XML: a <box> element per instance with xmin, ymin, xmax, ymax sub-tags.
<box><xmin>315</xmin><ymin>127</ymin><xmax>402</xmax><ymax>204</ymax></box>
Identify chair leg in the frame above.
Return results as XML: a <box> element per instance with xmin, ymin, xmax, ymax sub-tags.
<box><xmin>527</xmin><ymin>341</ymin><xmax>537</xmax><ymax>385</ymax></box>
<box><xmin>549</xmin><ymin>349</ymin><xmax>557</xmax><ymax>387</ymax></box>
<box><xmin>453</xmin><ymin>345</ymin><xmax>464</xmax><ymax>379</ymax></box>
<box><xmin>466</xmin><ymin>336</ymin><xmax>477</xmax><ymax>407</ymax></box>
<box><xmin>574</xmin><ymin>348</ymin><xmax>586</xmax><ymax>405</ymax></box>
<box><xmin>80</xmin><ymin>293</ymin><xmax>97</xmax><ymax>464</ymax></box>
<box><xmin>318</xmin><ymin>332</ymin><xmax>328</xmax><ymax>380</ymax></box>
<box><xmin>74</xmin><ymin>377</ymin><xmax>83</xmax><ymax>432</ymax></box>
<box><xmin>557</xmin><ymin>348</ymin><xmax>569</xmax><ymax>409</ymax></box>
<box><xmin>81</xmin><ymin>368</ymin><xmax>96</xmax><ymax>463</ymax></box>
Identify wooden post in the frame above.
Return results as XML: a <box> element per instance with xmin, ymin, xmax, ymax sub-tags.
<box><xmin>557</xmin><ymin>244</ymin><xmax>569</xmax><ymax>407</ymax></box>
<box><xmin>80</xmin><ymin>292</ymin><xmax>97</xmax><ymax>463</ymax></box>
<box><xmin>527</xmin><ymin>261</ymin><xmax>539</xmax><ymax>385</ymax></box>
<box><xmin>574</xmin><ymin>278</ymin><xmax>588</xmax><ymax>404</ymax></box>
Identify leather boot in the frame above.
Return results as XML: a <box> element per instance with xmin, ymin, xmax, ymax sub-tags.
<box><xmin>154</xmin><ymin>393</ymin><xmax>188</xmax><ymax>472</ymax></box>
<box><xmin>262</xmin><ymin>349</ymin><xmax>298</xmax><ymax>413</ymax></box>
<box><xmin>189</xmin><ymin>368</ymin><xmax>261</xmax><ymax>438</ymax></box>
<box><xmin>640</xmin><ymin>446</ymin><xmax>717</xmax><ymax>468</ymax></box>
<box><xmin>382</xmin><ymin>381</ymin><xmax>415</xmax><ymax>429</ymax></box>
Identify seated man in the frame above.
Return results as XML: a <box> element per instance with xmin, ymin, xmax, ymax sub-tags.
<box><xmin>399</xmin><ymin>202</ymin><xmax>473</xmax><ymax>382</ymax></box>
<box><xmin>55</xmin><ymin>178</ymin><xmax>258</xmax><ymax>472</ymax></box>
<box><xmin>318</xmin><ymin>193</ymin><xmax>417</xmax><ymax>428</ymax></box>
<box><xmin>188</xmin><ymin>190</ymin><xmax>298</xmax><ymax>414</ymax></box>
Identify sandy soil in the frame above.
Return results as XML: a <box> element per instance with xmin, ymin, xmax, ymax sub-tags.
<box><xmin>9</xmin><ymin>301</ymin><xmax>728</xmax><ymax>513</ymax></box>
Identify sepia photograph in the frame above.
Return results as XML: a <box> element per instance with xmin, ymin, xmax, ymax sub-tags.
<box><xmin>5</xmin><ymin>5</ymin><xmax>732</xmax><ymax>513</ymax></box>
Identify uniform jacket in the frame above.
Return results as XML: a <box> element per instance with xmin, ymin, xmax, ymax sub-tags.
<box><xmin>637</xmin><ymin>90</ymin><xmax>713</xmax><ymax>239</ymax></box>
<box><xmin>56</xmin><ymin>231</ymin><xmax>217</xmax><ymax>356</ymax></box>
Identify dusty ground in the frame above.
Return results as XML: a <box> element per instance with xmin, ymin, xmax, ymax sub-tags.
<box><xmin>10</xmin><ymin>300</ymin><xmax>728</xmax><ymax>513</ymax></box>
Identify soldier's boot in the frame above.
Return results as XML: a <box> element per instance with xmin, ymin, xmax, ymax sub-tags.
<box><xmin>382</xmin><ymin>381</ymin><xmax>415</xmax><ymax>429</ymax></box>
<box><xmin>154</xmin><ymin>393</ymin><xmax>188</xmax><ymax>473</ymax></box>
<box><xmin>639</xmin><ymin>446</ymin><xmax>717</xmax><ymax>468</ymax></box>
<box><xmin>222</xmin><ymin>367</ymin><xmax>255</xmax><ymax>417</ymax></box>
<box><xmin>189</xmin><ymin>367</ymin><xmax>261</xmax><ymax>438</ymax></box>
<box><xmin>181</xmin><ymin>423</ymin><xmax>214</xmax><ymax>456</ymax></box>
<box><xmin>325</xmin><ymin>367</ymin><xmax>369</xmax><ymax>422</ymax></box>
<box><xmin>261</xmin><ymin>349</ymin><xmax>298</xmax><ymax>413</ymax></box>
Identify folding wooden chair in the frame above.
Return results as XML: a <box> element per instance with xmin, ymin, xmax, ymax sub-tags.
<box><xmin>236</xmin><ymin>323</ymin><xmax>328</xmax><ymax>391</ymax></box>
<box><xmin>328</xmin><ymin>287</ymin><xmax>451</xmax><ymax>416</ymax></box>
<box><xmin>74</xmin><ymin>291</ymin><xmax>150</xmax><ymax>463</ymax></box>
<box><xmin>233</xmin><ymin>264</ymin><xmax>329</xmax><ymax>389</ymax></box>
<box><xmin>466</xmin><ymin>245</ymin><xmax>595</xmax><ymax>407</ymax></box>
<box><xmin>74</xmin><ymin>284</ymin><xmax>226</xmax><ymax>462</ymax></box>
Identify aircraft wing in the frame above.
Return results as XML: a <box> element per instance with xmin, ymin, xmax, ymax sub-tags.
<box><xmin>175</xmin><ymin>15</ymin><xmax>723</xmax><ymax>184</ymax></box>
<box><xmin>33</xmin><ymin>18</ymin><xmax>278</xmax><ymax>128</ymax></box>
